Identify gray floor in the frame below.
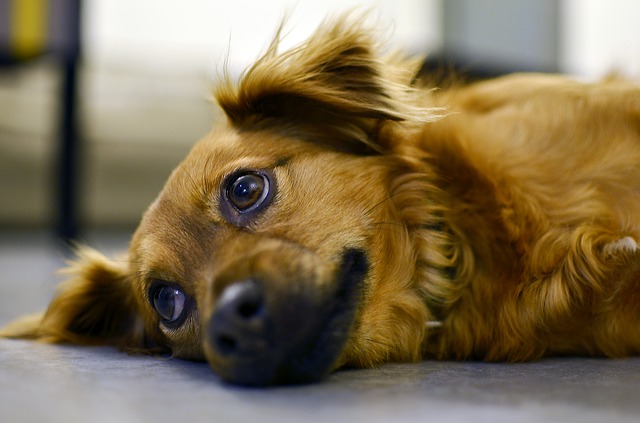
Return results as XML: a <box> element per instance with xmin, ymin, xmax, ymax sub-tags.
<box><xmin>2</xmin><ymin>231</ymin><xmax>640</xmax><ymax>423</ymax></box>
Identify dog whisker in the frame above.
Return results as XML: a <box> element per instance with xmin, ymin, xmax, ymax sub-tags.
<box><xmin>362</xmin><ymin>337</ymin><xmax>395</xmax><ymax>350</ymax></box>
<box><xmin>179</xmin><ymin>165</ymin><xmax>210</xmax><ymax>206</ymax></box>
<box><xmin>362</xmin><ymin>192</ymin><xmax>401</xmax><ymax>218</ymax></box>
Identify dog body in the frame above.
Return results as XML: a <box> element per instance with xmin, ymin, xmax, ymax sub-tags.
<box><xmin>3</xmin><ymin>16</ymin><xmax>640</xmax><ymax>385</ymax></box>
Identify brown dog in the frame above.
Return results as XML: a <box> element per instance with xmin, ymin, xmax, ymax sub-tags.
<box><xmin>2</xmin><ymin>15</ymin><xmax>640</xmax><ymax>386</ymax></box>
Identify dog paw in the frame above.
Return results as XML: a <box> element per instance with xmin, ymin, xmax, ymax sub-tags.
<box><xmin>603</xmin><ymin>236</ymin><xmax>638</xmax><ymax>257</ymax></box>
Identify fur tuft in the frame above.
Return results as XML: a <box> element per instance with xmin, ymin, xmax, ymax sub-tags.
<box><xmin>1</xmin><ymin>247</ymin><xmax>148</xmax><ymax>350</ymax></box>
<box><xmin>215</xmin><ymin>13</ymin><xmax>441</xmax><ymax>153</ymax></box>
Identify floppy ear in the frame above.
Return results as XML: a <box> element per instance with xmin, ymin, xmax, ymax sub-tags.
<box><xmin>215</xmin><ymin>14</ymin><xmax>440</xmax><ymax>154</ymax></box>
<box><xmin>0</xmin><ymin>248</ymin><xmax>154</xmax><ymax>352</ymax></box>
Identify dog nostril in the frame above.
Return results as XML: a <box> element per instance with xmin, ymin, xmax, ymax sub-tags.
<box><xmin>237</xmin><ymin>297</ymin><xmax>262</xmax><ymax>319</ymax></box>
<box><xmin>215</xmin><ymin>333</ymin><xmax>238</xmax><ymax>355</ymax></box>
<box><xmin>217</xmin><ymin>280</ymin><xmax>265</xmax><ymax>320</ymax></box>
<box><xmin>210</xmin><ymin>280</ymin><xmax>267</xmax><ymax>357</ymax></box>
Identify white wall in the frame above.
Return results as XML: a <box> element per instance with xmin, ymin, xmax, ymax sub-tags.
<box><xmin>82</xmin><ymin>0</ymin><xmax>640</xmax><ymax>80</ymax></box>
<box><xmin>561</xmin><ymin>0</ymin><xmax>640</xmax><ymax>78</ymax></box>
<box><xmin>83</xmin><ymin>0</ymin><xmax>442</xmax><ymax>75</ymax></box>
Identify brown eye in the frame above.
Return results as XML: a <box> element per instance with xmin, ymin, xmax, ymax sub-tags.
<box><xmin>226</xmin><ymin>172</ymin><xmax>270</xmax><ymax>212</ymax></box>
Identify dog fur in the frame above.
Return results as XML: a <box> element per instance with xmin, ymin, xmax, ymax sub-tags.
<box><xmin>2</xmin><ymin>15</ymin><xmax>640</xmax><ymax>385</ymax></box>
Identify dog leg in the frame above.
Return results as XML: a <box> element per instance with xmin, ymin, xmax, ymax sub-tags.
<box><xmin>592</xmin><ymin>243</ymin><xmax>640</xmax><ymax>357</ymax></box>
<box><xmin>490</xmin><ymin>231</ymin><xmax>640</xmax><ymax>360</ymax></box>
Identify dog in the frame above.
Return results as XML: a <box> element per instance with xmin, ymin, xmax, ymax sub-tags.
<box><xmin>2</xmin><ymin>14</ymin><xmax>640</xmax><ymax>386</ymax></box>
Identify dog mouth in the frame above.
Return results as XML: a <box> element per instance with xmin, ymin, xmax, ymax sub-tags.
<box><xmin>204</xmin><ymin>248</ymin><xmax>368</xmax><ymax>386</ymax></box>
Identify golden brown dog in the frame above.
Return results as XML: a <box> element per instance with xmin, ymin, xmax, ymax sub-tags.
<box><xmin>3</xmin><ymin>15</ymin><xmax>640</xmax><ymax>386</ymax></box>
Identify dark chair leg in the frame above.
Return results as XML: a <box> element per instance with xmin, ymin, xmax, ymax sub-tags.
<box><xmin>56</xmin><ymin>56</ymin><xmax>80</xmax><ymax>242</ymax></box>
<box><xmin>56</xmin><ymin>0</ymin><xmax>83</xmax><ymax>244</ymax></box>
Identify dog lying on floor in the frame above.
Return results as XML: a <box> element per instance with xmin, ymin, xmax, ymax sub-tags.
<box><xmin>2</xmin><ymin>14</ymin><xmax>640</xmax><ymax>386</ymax></box>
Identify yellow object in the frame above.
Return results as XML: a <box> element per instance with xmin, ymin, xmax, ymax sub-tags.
<box><xmin>10</xmin><ymin>0</ymin><xmax>48</xmax><ymax>58</ymax></box>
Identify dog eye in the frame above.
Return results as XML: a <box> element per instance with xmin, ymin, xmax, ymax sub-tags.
<box><xmin>226</xmin><ymin>172</ymin><xmax>270</xmax><ymax>212</ymax></box>
<box><xmin>150</xmin><ymin>284</ymin><xmax>187</xmax><ymax>326</ymax></box>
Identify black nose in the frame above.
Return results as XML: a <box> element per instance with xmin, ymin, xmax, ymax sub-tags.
<box><xmin>206</xmin><ymin>249</ymin><xmax>368</xmax><ymax>386</ymax></box>
<box><xmin>209</xmin><ymin>280</ymin><xmax>268</xmax><ymax>357</ymax></box>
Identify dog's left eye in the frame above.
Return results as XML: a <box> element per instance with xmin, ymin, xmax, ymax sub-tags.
<box><xmin>226</xmin><ymin>171</ymin><xmax>270</xmax><ymax>212</ymax></box>
<box><xmin>150</xmin><ymin>284</ymin><xmax>187</xmax><ymax>326</ymax></box>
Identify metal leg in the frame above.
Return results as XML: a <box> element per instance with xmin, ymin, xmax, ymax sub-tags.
<box><xmin>56</xmin><ymin>55</ymin><xmax>80</xmax><ymax>242</ymax></box>
<box><xmin>55</xmin><ymin>1</ymin><xmax>82</xmax><ymax>244</ymax></box>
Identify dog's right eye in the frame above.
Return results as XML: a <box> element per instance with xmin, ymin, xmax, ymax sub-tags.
<box><xmin>226</xmin><ymin>171</ymin><xmax>270</xmax><ymax>212</ymax></box>
<box><xmin>221</xmin><ymin>169</ymin><xmax>276</xmax><ymax>226</ymax></box>
<box><xmin>149</xmin><ymin>283</ymin><xmax>188</xmax><ymax>328</ymax></box>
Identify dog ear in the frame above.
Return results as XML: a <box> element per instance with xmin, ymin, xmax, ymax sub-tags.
<box><xmin>215</xmin><ymin>14</ymin><xmax>440</xmax><ymax>154</ymax></box>
<box><xmin>0</xmin><ymin>248</ymin><xmax>155</xmax><ymax>352</ymax></box>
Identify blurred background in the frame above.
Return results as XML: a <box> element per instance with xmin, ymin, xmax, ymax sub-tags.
<box><xmin>1</xmin><ymin>0</ymin><xmax>639</xmax><ymax>240</ymax></box>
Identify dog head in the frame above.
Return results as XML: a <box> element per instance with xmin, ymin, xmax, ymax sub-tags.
<box><xmin>2</xmin><ymin>15</ymin><xmax>449</xmax><ymax>385</ymax></box>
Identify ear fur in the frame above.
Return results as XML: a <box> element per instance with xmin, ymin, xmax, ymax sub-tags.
<box><xmin>215</xmin><ymin>13</ymin><xmax>440</xmax><ymax>153</ymax></box>
<box><xmin>0</xmin><ymin>247</ymin><xmax>151</xmax><ymax>352</ymax></box>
